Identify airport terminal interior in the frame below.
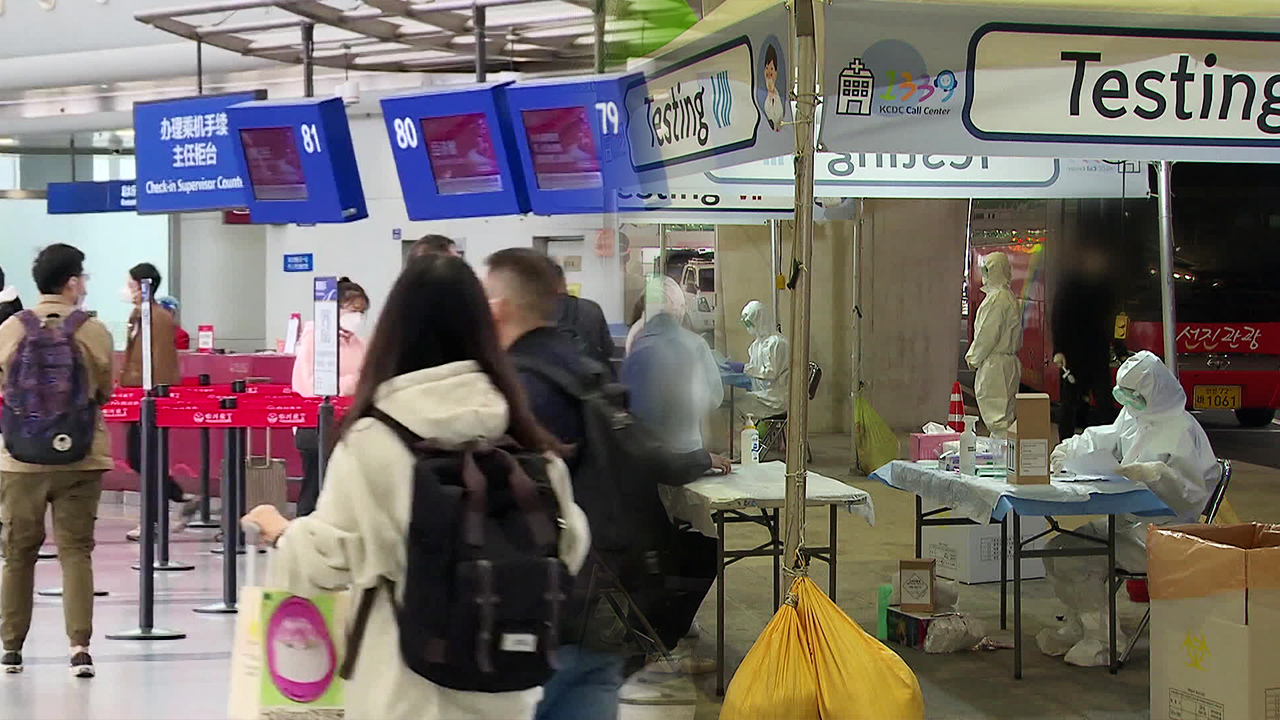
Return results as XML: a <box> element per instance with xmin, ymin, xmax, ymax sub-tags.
<box><xmin>2</xmin><ymin>2</ymin><xmax>1280</xmax><ymax>719</ymax></box>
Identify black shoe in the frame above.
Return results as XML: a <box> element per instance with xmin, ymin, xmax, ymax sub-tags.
<box><xmin>2</xmin><ymin>651</ymin><xmax>22</xmax><ymax>674</ymax></box>
<box><xmin>70</xmin><ymin>651</ymin><xmax>94</xmax><ymax>678</ymax></box>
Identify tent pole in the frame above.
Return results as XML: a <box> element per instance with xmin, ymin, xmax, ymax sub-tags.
<box><xmin>850</xmin><ymin>199</ymin><xmax>863</xmax><ymax>475</ymax></box>
<box><xmin>769</xmin><ymin>219</ymin><xmax>781</xmax><ymax>328</ymax></box>
<box><xmin>782</xmin><ymin>0</ymin><xmax>817</xmax><ymax>579</ymax></box>
<box><xmin>1155</xmin><ymin>160</ymin><xmax>1179</xmax><ymax>375</ymax></box>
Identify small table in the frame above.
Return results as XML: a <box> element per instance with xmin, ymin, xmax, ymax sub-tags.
<box><xmin>663</xmin><ymin>461</ymin><xmax>875</xmax><ymax>695</ymax></box>
<box><xmin>871</xmin><ymin>460</ymin><xmax>1174</xmax><ymax>679</ymax></box>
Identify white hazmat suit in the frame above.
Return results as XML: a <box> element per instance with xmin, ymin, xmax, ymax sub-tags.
<box><xmin>1038</xmin><ymin>350</ymin><xmax>1218</xmax><ymax>667</ymax></box>
<box><xmin>966</xmin><ymin>252</ymin><xmax>1022</xmax><ymax>436</ymax></box>
<box><xmin>740</xmin><ymin>300</ymin><xmax>790</xmax><ymax>419</ymax></box>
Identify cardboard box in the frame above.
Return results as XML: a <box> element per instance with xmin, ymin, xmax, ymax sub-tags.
<box><xmin>922</xmin><ymin>517</ymin><xmax>1049</xmax><ymax>584</ymax></box>
<box><xmin>1006</xmin><ymin>393</ymin><xmax>1052</xmax><ymax>485</ymax></box>
<box><xmin>898</xmin><ymin>559</ymin><xmax>937</xmax><ymax>612</ymax></box>
<box><xmin>1148</xmin><ymin>523</ymin><xmax>1280</xmax><ymax>720</ymax></box>
<box><xmin>909</xmin><ymin>432</ymin><xmax>961</xmax><ymax>461</ymax></box>
<box><xmin>886</xmin><ymin>607</ymin><xmax>935</xmax><ymax>651</ymax></box>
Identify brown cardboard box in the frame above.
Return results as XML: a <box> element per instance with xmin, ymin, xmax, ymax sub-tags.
<box><xmin>1006</xmin><ymin>393</ymin><xmax>1052</xmax><ymax>485</ymax></box>
<box><xmin>1148</xmin><ymin>523</ymin><xmax>1280</xmax><ymax>720</ymax></box>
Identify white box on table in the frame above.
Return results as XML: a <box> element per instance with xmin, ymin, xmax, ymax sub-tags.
<box><xmin>1149</xmin><ymin>523</ymin><xmax>1280</xmax><ymax>720</ymax></box>
<box><xmin>921</xmin><ymin>515</ymin><xmax>1048</xmax><ymax>584</ymax></box>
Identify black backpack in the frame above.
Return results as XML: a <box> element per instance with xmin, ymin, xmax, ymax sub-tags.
<box><xmin>511</xmin><ymin>357</ymin><xmax>708</xmax><ymax>588</ymax></box>
<box><xmin>340</xmin><ymin>408</ymin><xmax>573</xmax><ymax>693</ymax></box>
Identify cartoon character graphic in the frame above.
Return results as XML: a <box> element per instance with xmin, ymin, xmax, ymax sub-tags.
<box><xmin>763</xmin><ymin>45</ymin><xmax>784</xmax><ymax>131</ymax></box>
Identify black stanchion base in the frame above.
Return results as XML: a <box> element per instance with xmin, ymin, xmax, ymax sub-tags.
<box><xmin>37</xmin><ymin>588</ymin><xmax>109</xmax><ymax>598</ymax></box>
<box><xmin>210</xmin><ymin>546</ymin><xmax>262</xmax><ymax>556</ymax></box>
<box><xmin>184</xmin><ymin>520</ymin><xmax>220</xmax><ymax>529</ymax></box>
<box><xmin>105</xmin><ymin>628</ymin><xmax>186</xmax><ymax>641</ymax></box>
<box><xmin>134</xmin><ymin>561</ymin><xmax>196</xmax><ymax>572</ymax></box>
<box><xmin>193</xmin><ymin>603</ymin><xmax>237</xmax><ymax>615</ymax></box>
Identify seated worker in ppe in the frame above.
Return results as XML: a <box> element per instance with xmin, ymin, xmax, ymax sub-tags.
<box><xmin>965</xmin><ymin>251</ymin><xmax>1022</xmax><ymax>436</ymax></box>
<box><xmin>1038</xmin><ymin>350</ymin><xmax>1218</xmax><ymax>667</ymax></box>
<box><xmin>726</xmin><ymin>300</ymin><xmax>790</xmax><ymax>428</ymax></box>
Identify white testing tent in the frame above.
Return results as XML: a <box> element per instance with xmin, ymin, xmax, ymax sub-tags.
<box><xmin>650</xmin><ymin>0</ymin><xmax>1280</xmax><ymax>571</ymax></box>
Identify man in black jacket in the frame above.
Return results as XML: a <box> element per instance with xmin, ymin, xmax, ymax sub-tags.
<box><xmin>483</xmin><ymin>248</ymin><xmax>625</xmax><ymax>720</ymax></box>
<box><xmin>552</xmin><ymin>262</ymin><xmax>616</xmax><ymax>374</ymax></box>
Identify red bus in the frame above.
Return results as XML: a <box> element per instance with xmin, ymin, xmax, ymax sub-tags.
<box><xmin>967</xmin><ymin>164</ymin><xmax>1280</xmax><ymax>428</ymax></box>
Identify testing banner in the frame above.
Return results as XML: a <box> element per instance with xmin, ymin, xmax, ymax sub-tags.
<box><xmin>134</xmin><ymin>91</ymin><xmax>266</xmax><ymax>213</ymax></box>
<box><xmin>627</xmin><ymin>0</ymin><xmax>794</xmax><ymax>182</ymax></box>
<box><xmin>819</xmin><ymin>4</ymin><xmax>1280</xmax><ymax>162</ymax></box>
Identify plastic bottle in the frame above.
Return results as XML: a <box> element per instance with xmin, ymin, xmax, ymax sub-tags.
<box><xmin>741</xmin><ymin>415</ymin><xmax>761</xmax><ymax>465</ymax></box>
<box><xmin>960</xmin><ymin>415</ymin><xmax>978</xmax><ymax>475</ymax></box>
<box><xmin>876</xmin><ymin>583</ymin><xmax>893</xmax><ymax>641</ymax></box>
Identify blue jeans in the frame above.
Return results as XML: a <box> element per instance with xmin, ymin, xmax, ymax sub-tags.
<box><xmin>535</xmin><ymin>645</ymin><xmax>625</xmax><ymax>720</ymax></box>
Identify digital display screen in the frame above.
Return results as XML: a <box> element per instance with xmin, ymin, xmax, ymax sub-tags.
<box><xmin>521</xmin><ymin>107</ymin><xmax>603</xmax><ymax>191</ymax></box>
<box><xmin>421</xmin><ymin>113</ymin><xmax>505</xmax><ymax>195</ymax></box>
<box><xmin>239</xmin><ymin>127</ymin><xmax>308</xmax><ymax>201</ymax></box>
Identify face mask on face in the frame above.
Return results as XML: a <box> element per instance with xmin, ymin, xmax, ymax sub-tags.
<box><xmin>119</xmin><ymin>286</ymin><xmax>135</xmax><ymax>304</ymax></box>
<box><xmin>339</xmin><ymin>312</ymin><xmax>365</xmax><ymax>333</ymax></box>
<box><xmin>1112</xmin><ymin>386</ymin><xmax>1147</xmax><ymax>411</ymax></box>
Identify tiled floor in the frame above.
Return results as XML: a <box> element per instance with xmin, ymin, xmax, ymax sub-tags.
<box><xmin>2</xmin><ymin>437</ymin><xmax>1277</xmax><ymax>719</ymax></box>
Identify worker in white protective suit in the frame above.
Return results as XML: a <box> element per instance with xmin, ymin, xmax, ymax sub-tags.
<box><xmin>1038</xmin><ymin>350</ymin><xmax>1218</xmax><ymax>667</ymax></box>
<box><xmin>736</xmin><ymin>300</ymin><xmax>790</xmax><ymax>422</ymax></box>
<box><xmin>965</xmin><ymin>251</ymin><xmax>1022</xmax><ymax>436</ymax></box>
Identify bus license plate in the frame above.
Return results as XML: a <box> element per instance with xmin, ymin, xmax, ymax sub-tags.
<box><xmin>1193</xmin><ymin>385</ymin><xmax>1242</xmax><ymax>410</ymax></box>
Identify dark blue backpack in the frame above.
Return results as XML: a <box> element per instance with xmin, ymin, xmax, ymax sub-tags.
<box><xmin>2</xmin><ymin>311</ymin><xmax>98</xmax><ymax>465</ymax></box>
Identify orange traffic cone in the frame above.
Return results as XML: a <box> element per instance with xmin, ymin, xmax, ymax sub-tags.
<box><xmin>948</xmin><ymin>382</ymin><xmax>965</xmax><ymax>432</ymax></box>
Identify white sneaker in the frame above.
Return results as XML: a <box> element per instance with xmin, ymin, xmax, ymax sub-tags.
<box><xmin>1036</xmin><ymin>617</ymin><xmax>1084</xmax><ymax>657</ymax></box>
<box><xmin>1063</xmin><ymin>612</ymin><xmax>1125</xmax><ymax>667</ymax></box>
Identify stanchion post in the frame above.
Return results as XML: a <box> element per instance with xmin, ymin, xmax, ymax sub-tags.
<box><xmin>189</xmin><ymin>373</ymin><xmax>217</xmax><ymax>528</ymax></box>
<box><xmin>108</xmin><ymin>394</ymin><xmax>185</xmax><ymax>639</ymax></box>
<box><xmin>317</xmin><ymin>397</ymin><xmax>334</xmax><ymax>489</ymax></box>
<box><xmin>195</xmin><ymin>397</ymin><xmax>242</xmax><ymax>614</ymax></box>
<box><xmin>148</xmin><ymin>386</ymin><xmax>192</xmax><ymax>572</ymax></box>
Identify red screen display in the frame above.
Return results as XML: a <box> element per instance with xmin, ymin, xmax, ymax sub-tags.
<box><xmin>520</xmin><ymin>107</ymin><xmax>602</xmax><ymax>191</ymax></box>
<box><xmin>240</xmin><ymin>127</ymin><xmax>308</xmax><ymax>201</ymax></box>
<box><xmin>420</xmin><ymin>113</ymin><xmax>505</xmax><ymax>195</ymax></box>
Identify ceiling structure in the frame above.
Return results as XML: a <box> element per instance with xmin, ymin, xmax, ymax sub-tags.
<box><xmin>134</xmin><ymin>0</ymin><xmax>628</xmax><ymax>76</ymax></box>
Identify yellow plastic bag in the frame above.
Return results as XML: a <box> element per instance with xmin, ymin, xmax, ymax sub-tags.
<box><xmin>854</xmin><ymin>395</ymin><xmax>899</xmax><ymax>476</ymax></box>
<box><xmin>797</xmin><ymin>578</ymin><xmax>926</xmax><ymax>720</ymax></box>
<box><xmin>720</xmin><ymin>598</ymin><xmax>821</xmax><ymax>720</ymax></box>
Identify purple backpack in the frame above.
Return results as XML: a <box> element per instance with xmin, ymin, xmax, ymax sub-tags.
<box><xmin>1</xmin><ymin>310</ymin><xmax>98</xmax><ymax>465</ymax></box>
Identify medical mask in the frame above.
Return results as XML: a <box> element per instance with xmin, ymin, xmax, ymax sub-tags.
<box><xmin>339</xmin><ymin>312</ymin><xmax>365</xmax><ymax>333</ymax></box>
<box><xmin>119</xmin><ymin>286</ymin><xmax>135</xmax><ymax>304</ymax></box>
<box><xmin>1112</xmin><ymin>386</ymin><xmax>1147</xmax><ymax>411</ymax></box>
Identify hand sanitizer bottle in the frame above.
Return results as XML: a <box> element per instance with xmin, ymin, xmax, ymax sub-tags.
<box><xmin>960</xmin><ymin>415</ymin><xmax>978</xmax><ymax>476</ymax></box>
<box><xmin>741</xmin><ymin>415</ymin><xmax>761</xmax><ymax>465</ymax></box>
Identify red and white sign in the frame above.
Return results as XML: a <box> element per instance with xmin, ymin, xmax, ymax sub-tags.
<box><xmin>102</xmin><ymin>398</ymin><xmax>141</xmax><ymax>423</ymax></box>
<box><xmin>421</xmin><ymin>113</ymin><xmax>505</xmax><ymax>195</ymax></box>
<box><xmin>197</xmin><ymin>325</ymin><xmax>215</xmax><ymax>353</ymax></box>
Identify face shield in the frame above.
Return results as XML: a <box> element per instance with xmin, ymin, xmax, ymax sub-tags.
<box><xmin>1112</xmin><ymin>385</ymin><xmax>1148</xmax><ymax>411</ymax></box>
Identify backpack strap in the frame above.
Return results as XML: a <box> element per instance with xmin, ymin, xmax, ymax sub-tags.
<box><xmin>338</xmin><ymin>578</ymin><xmax>396</xmax><ymax>680</ymax></box>
<box><xmin>16</xmin><ymin>310</ymin><xmax>40</xmax><ymax>333</ymax></box>
<box><xmin>61</xmin><ymin>310</ymin><xmax>90</xmax><ymax>336</ymax></box>
<box><xmin>366</xmin><ymin>407</ymin><xmax>422</xmax><ymax>448</ymax></box>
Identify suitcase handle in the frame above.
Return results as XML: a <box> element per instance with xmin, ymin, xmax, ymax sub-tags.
<box><xmin>246</xmin><ymin>428</ymin><xmax>273</xmax><ymax>469</ymax></box>
<box><xmin>239</xmin><ymin>520</ymin><xmax>270</xmax><ymax>587</ymax></box>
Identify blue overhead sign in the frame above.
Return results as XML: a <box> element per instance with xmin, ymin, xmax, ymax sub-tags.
<box><xmin>226</xmin><ymin>96</ymin><xmax>368</xmax><ymax>224</ymax></box>
<box><xmin>283</xmin><ymin>253</ymin><xmax>314</xmax><ymax>272</ymax></box>
<box><xmin>133</xmin><ymin>90</ymin><xmax>265</xmax><ymax>213</ymax></box>
<box><xmin>47</xmin><ymin>180</ymin><xmax>137</xmax><ymax>214</ymax></box>
<box><xmin>381</xmin><ymin>83</ymin><xmax>530</xmax><ymax>220</ymax></box>
<box><xmin>502</xmin><ymin>73</ymin><xmax>666</xmax><ymax>215</ymax></box>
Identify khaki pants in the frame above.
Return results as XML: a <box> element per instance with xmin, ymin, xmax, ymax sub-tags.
<box><xmin>1</xmin><ymin>470</ymin><xmax>103</xmax><ymax>650</ymax></box>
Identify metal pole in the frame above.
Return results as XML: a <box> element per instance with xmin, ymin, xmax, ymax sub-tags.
<box><xmin>317</xmin><ymin>398</ymin><xmax>335</xmax><ymax>489</ymax></box>
<box><xmin>782</xmin><ymin>0</ymin><xmax>818</xmax><ymax>577</ymax></box>
<box><xmin>1155</xmin><ymin>160</ymin><xmax>1179</xmax><ymax>375</ymax></box>
<box><xmin>769</xmin><ymin>219</ymin><xmax>781</xmax><ymax>329</ymax></box>
<box><xmin>69</xmin><ymin>136</ymin><xmax>76</xmax><ymax>181</ymax></box>
<box><xmin>195</xmin><ymin>399</ymin><xmax>241</xmax><ymax>615</ymax></box>
<box><xmin>474</xmin><ymin>5</ymin><xmax>487</xmax><ymax>82</ymax></box>
<box><xmin>196</xmin><ymin>40</ymin><xmax>204</xmax><ymax>95</ymax></box>
<box><xmin>593</xmin><ymin>0</ymin><xmax>606</xmax><ymax>73</ymax></box>
<box><xmin>302</xmin><ymin>24</ymin><xmax>315</xmax><ymax>97</ymax></box>
<box><xmin>850</xmin><ymin>200</ymin><xmax>864</xmax><ymax>474</ymax></box>
<box><xmin>658</xmin><ymin>224</ymin><xmax>669</xmax><ymax>279</ymax></box>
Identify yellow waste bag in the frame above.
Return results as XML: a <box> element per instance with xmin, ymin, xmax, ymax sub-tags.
<box><xmin>854</xmin><ymin>395</ymin><xmax>899</xmax><ymax>476</ymax></box>
<box><xmin>797</xmin><ymin>578</ymin><xmax>926</xmax><ymax>720</ymax></box>
<box><xmin>720</xmin><ymin>598</ymin><xmax>821</xmax><ymax>720</ymax></box>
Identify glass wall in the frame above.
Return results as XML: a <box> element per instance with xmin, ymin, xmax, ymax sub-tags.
<box><xmin>0</xmin><ymin>198</ymin><xmax>168</xmax><ymax>349</ymax></box>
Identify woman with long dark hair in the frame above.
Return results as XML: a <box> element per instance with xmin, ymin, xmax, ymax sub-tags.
<box><xmin>244</xmin><ymin>254</ymin><xmax>589</xmax><ymax>719</ymax></box>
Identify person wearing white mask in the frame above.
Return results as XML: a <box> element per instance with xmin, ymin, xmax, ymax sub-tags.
<box><xmin>1039</xmin><ymin>351</ymin><xmax>1218</xmax><ymax>667</ymax></box>
<box><xmin>730</xmin><ymin>300</ymin><xmax>790</xmax><ymax>429</ymax></box>
<box><xmin>965</xmin><ymin>251</ymin><xmax>1022</xmax><ymax>436</ymax></box>
<box><xmin>291</xmin><ymin>277</ymin><xmax>369</xmax><ymax>516</ymax></box>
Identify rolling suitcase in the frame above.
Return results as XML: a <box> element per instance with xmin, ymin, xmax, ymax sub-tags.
<box><xmin>244</xmin><ymin>429</ymin><xmax>289</xmax><ymax>516</ymax></box>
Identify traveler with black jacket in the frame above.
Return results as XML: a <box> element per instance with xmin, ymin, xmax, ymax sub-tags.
<box><xmin>484</xmin><ymin>249</ymin><xmax>625</xmax><ymax>720</ymax></box>
<box><xmin>550</xmin><ymin>262</ymin><xmax>616</xmax><ymax>373</ymax></box>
